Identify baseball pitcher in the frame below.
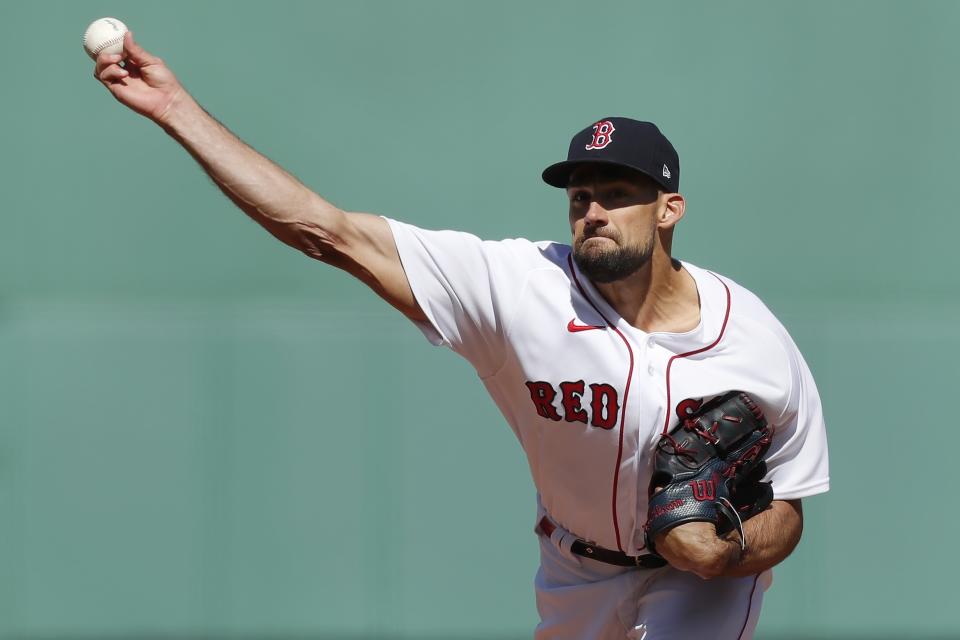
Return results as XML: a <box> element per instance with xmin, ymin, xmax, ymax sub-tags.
<box><xmin>92</xmin><ymin>31</ymin><xmax>829</xmax><ymax>640</ymax></box>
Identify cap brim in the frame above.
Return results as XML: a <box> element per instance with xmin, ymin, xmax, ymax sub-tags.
<box><xmin>541</xmin><ymin>159</ymin><xmax>663</xmax><ymax>189</ymax></box>
<box><xmin>541</xmin><ymin>160</ymin><xmax>578</xmax><ymax>188</ymax></box>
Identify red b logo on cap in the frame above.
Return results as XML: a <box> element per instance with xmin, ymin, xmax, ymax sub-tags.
<box><xmin>585</xmin><ymin>120</ymin><xmax>616</xmax><ymax>150</ymax></box>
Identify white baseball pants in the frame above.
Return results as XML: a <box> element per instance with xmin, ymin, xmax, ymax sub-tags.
<box><xmin>534</xmin><ymin>520</ymin><xmax>770</xmax><ymax>640</ymax></box>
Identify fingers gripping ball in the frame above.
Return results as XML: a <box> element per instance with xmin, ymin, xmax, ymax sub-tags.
<box><xmin>644</xmin><ymin>391</ymin><xmax>774</xmax><ymax>554</ymax></box>
<box><xmin>83</xmin><ymin>17</ymin><xmax>128</xmax><ymax>60</ymax></box>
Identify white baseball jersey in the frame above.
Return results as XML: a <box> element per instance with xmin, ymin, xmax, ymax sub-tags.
<box><xmin>386</xmin><ymin>218</ymin><xmax>830</xmax><ymax>555</ymax></box>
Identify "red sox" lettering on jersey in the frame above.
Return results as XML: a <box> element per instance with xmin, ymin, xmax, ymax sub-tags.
<box><xmin>525</xmin><ymin>380</ymin><xmax>620</xmax><ymax>429</ymax></box>
<box><xmin>525</xmin><ymin>380</ymin><xmax>708</xmax><ymax>430</ymax></box>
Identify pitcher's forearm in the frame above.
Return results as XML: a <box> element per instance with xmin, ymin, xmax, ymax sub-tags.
<box><xmin>92</xmin><ymin>32</ymin><xmax>421</xmax><ymax>318</ymax></box>
<box><xmin>157</xmin><ymin>90</ymin><xmax>343</xmax><ymax>250</ymax></box>
<box><xmin>718</xmin><ymin>499</ymin><xmax>803</xmax><ymax>578</ymax></box>
<box><xmin>654</xmin><ymin>499</ymin><xmax>803</xmax><ymax>579</ymax></box>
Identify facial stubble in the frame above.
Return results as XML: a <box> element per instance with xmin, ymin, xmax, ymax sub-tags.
<box><xmin>573</xmin><ymin>232</ymin><xmax>653</xmax><ymax>284</ymax></box>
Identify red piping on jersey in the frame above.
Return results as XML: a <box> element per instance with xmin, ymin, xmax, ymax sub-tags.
<box><xmin>567</xmin><ymin>254</ymin><xmax>631</xmax><ymax>553</ymax></box>
<box><xmin>737</xmin><ymin>575</ymin><xmax>761</xmax><ymax>639</ymax></box>
<box><xmin>662</xmin><ymin>272</ymin><xmax>732</xmax><ymax>434</ymax></box>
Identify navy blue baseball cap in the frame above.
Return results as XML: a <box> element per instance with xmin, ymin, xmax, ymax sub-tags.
<box><xmin>542</xmin><ymin>117</ymin><xmax>680</xmax><ymax>192</ymax></box>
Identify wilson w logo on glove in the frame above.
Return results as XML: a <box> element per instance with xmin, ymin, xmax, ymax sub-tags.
<box><xmin>690</xmin><ymin>476</ymin><xmax>718</xmax><ymax>502</ymax></box>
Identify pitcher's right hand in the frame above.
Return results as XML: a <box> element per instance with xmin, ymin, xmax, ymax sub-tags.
<box><xmin>94</xmin><ymin>31</ymin><xmax>186</xmax><ymax>125</ymax></box>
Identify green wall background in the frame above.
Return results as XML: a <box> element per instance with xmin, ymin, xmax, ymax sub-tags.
<box><xmin>1</xmin><ymin>0</ymin><xmax>958</xmax><ymax>637</ymax></box>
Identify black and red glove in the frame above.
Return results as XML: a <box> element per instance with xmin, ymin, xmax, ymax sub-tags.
<box><xmin>645</xmin><ymin>391</ymin><xmax>774</xmax><ymax>554</ymax></box>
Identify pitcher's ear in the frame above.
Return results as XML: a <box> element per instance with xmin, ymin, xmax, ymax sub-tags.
<box><xmin>658</xmin><ymin>193</ymin><xmax>686</xmax><ymax>229</ymax></box>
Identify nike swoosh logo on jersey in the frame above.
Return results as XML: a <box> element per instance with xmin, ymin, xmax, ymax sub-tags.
<box><xmin>567</xmin><ymin>318</ymin><xmax>605</xmax><ymax>333</ymax></box>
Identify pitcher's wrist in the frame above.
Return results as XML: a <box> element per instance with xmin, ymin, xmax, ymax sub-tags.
<box><xmin>157</xmin><ymin>88</ymin><xmax>201</xmax><ymax>136</ymax></box>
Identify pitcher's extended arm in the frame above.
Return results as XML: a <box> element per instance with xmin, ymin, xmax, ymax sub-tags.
<box><xmin>94</xmin><ymin>31</ymin><xmax>424</xmax><ymax>321</ymax></box>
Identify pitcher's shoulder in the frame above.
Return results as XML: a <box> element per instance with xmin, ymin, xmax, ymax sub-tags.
<box><xmin>681</xmin><ymin>262</ymin><xmax>801</xmax><ymax>360</ymax></box>
<box><xmin>493</xmin><ymin>237</ymin><xmax>572</xmax><ymax>272</ymax></box>
<box><xmin>694</xmin><ymin>267</ymin><xmax>790</xmax><ymax>331</ymax></box>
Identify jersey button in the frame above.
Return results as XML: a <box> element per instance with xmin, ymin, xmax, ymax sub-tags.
<box><xmin>647</xmin><ymin>337</ymin><xmax>656</xmax><ymax>348</ymax></box>
<box><xmin>647</xmin><ymin>364</ymin><xmax>655</xmax><ymax>376</ymax></box>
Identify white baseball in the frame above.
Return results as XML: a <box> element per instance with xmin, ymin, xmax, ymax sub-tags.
<box><xmin>83</xmin><ymin>17</ymin><xmax>128</xmax><ymax>61</ymax></box>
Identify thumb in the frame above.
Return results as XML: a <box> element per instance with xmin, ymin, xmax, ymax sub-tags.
<box><xmin>123</xmin><ymin>31</ymin><xmax>158</xmax><ymax>66</ymax></box>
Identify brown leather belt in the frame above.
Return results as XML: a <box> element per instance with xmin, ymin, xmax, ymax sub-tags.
<box><xmin>538</xmin><ymin>516</ymin><xmax>667</xmax><ymax>569</ymax></box>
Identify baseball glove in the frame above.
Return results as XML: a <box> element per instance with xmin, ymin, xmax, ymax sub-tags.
<box><xmin>644</xmin><ymin>391</ymin><xmax>774</xmax><ymax>554</ymax></box>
